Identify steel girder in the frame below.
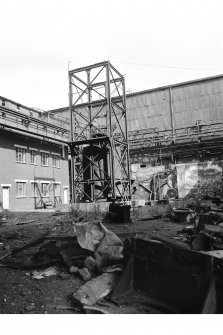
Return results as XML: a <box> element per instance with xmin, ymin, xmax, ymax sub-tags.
<box><xmin>68</xmin><ymin>61</ymin><xmax>131</xmax><ymax>203</ymax></box>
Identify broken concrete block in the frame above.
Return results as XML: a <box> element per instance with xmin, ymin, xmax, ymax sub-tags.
<box><xmin>84</xmin><ymin>256</ymin><xmax>97</xmax><ymax>272</ymax></box>
<box><xmin>70</xmin><ymin>266</ymin><xmax>79</xmax><ymax>274</ymax></box>
<box><xmin>73</xmin><ymin>272</ymin><xmax>120</xmax><ymax>306</ymax></box>
<box><xmin>78</xmin><ymin>268</ymin><xmax>92</xmax><ymax>281</ymax></box>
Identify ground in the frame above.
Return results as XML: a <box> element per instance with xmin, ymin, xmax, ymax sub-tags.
<box><xmin>0</xmin><ymin>207</ymin><xmax>183</xmax><ymax>314</ymax></box>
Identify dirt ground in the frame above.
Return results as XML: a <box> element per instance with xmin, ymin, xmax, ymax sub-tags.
<box><xmin>0</xmin><ymin>207</ymin><xmax>184</xmax><ymax>314</ymax></box>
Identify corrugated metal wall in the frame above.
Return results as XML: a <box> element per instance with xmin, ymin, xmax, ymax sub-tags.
<box><xmin>48</xmin><ymin>74</ymin><xmax>223</xmax><ymax>133</ymax></box>
<box><xmin>126</xmin><ymin>88</ymin><xmax>172</xmax><ymax>131</ymax></box>
<box><xmin>126</xmin><ymin>76</ymin><xmax>223</xmax><ymax>131</ymax></box>
<box><xmin>172</xmin><ymin>79</ymin><xmax>223</xmax><ymax>127</ymax></box>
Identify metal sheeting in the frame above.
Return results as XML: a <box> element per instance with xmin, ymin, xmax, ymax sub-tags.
<box><xmin>172</xmin><ymin>79</ymin><xmax>223</xmax><ymax>127</ymax></box>
<box><xmin>126</xmin><ymin>88</ymin><xmax>171</xmax><ymax>131</ymax></box>
<box><xmin>126</xmin><ymin>76</ymin><xmax>223</xmax><ymax>131</ymax></box>
<box><xmin>47</xmin><ymin>75</ymin><xmax>223</xmax><ymax>133</ymax></box>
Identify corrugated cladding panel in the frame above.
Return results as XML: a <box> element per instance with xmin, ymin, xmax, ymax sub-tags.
<box><xmin>172</xmin><ymin>77</ymin><xmax>223</xmax><ymax>127</ymax></box>
<box><xmin>49</xmin><ymin>75</ymin><xmax>223</xmax><ymax>132</ymax></box>
<box><xmin>126</xmin><ymin>88</ymin><xmax>171</xmax><ymax>131</ymax></box>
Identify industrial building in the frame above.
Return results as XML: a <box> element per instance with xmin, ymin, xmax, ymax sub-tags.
<box><xmin>0</xmin><ymin>96</ymin><xmax>70</xmax><ymax>211</ymax></box>
<box><xmin>49</xmin><ymin>71</ymin><xmax>223</xmax><ymax>203</ymax></box>
<box><xmin>1</xmin><ymin>64</ymin><xmax>223</xmax><ymax>210</ymax></box>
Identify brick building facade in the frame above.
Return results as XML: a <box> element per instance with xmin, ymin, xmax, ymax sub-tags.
<box><xmin>0</xmin><ymin>97</ymin><xmax>70</xmax><ymax>211</ymax></box>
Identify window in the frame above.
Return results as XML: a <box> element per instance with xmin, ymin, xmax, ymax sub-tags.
<box><xmin>41</xmin><ymin>152</ymin><xmax>49</xmax><ymax>166</ymax></box>
<box><xmin>52</xmin><ymin>154</ymin><xmax>60</xmax><ymax>168</ymax></box>
<box><xmin>41</xmin><ymin>183</ymin><xmax>50</xmax><ymax>196</ymax></box>
<box><xmin>31</xmin><ymin>182</ymin><xmax>38</xmax><ymax>197</ymax></box>
<box><xmin>54</xmin><ymin>183</ymin><xmax>61</xmax><ymax>196</ymax></box>
<box><xmin>16</xmin><ymin>182</ymin><xmax>27</xmax><ymax>197</ymax></box>
<box><xmin>15</xmin><ymin>147</ymin><xmax>26</xmax><ymax>163</ymax></box>
<box><xmin>30</xmin><ymin>150</ymin><xmax>37</xmax><ymax>164</ymax></box>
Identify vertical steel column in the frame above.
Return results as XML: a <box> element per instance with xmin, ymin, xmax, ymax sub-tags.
<box><xmin>69</xmin><ymin>73</ymin><xmax>75</xmax><ymax>203</ymax></box>
<box><xmin>106</xmin><ymin>62</ymin><xmax>116</xmax><ymax>199</ymax></box>
<box><xmin>87</xmin><ymin>70</ymin><xmax>94</xmax><ymax>200</ymax></box>
<box><xmin>122</xmin><ymin>78</ymin><xmax>131</xmax><ymax>199</ymax></box>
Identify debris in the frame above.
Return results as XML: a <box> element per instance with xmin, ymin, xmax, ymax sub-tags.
<box><xmin>200</xmin><ymin>250</ymin><xmax>223</xmax><ymax>258</ymax></box>
<box><xmin>73</xmin><ymin>272</ymin><xmax>120</xmax><ymax>307</ymax></box>
<box><xmin>0</xmin><ymin>232</ymin><xmax>49</xmax><ymax>261</ymax></box>
<box><xmin>75</xmin><ymin>221</ymin><xmax>124</xmax><ymax>269</ymax></box>
<box><xmin>78</xmin><ymin>268</ymin><xmax>92</xmax><ymax>281</ymax></box>
<box><xmin>84</xmin><ymin>256</ymin><xmax>97</xmax><ymax>272</ymax></box>
<box><xmin>102</xmin><ymin>264</ymin><xmax>124</xmax><ymax>273</ymax></box>
<box><xmin>151</xmin><ymin>232</ymin><xmax>191</xmax><ymax>250</ymax></box>
<box><xmin>59</xmin><ymin>272</ymin><xmax>71</xmax><ymax>280</ymax></box>
<box><xmin>83</xmin><ymin>302</ymin><xmax>147</xmax><ymax>314</ymax></box>
<box><xmin>204</xmin><ymin>224</ymin><xmax>223</xmax><ymax>234</ymax></box>
<box><xmin>191</xmin><ymin>233</ymin><xmax>212</xmax><ymax>251</ymax></box>
<box><xmin>110</xmin><ymin>255</ymin><xmax>134</xmax><ymax>304</ymax></box>
<box><xmin>16</xmin><ymin>220</ymin><xmax>35</xmax><ymax>226</ymax></box>
<box><xmin>198</xmin><ymin>214</ymin><xmax>213</xmax><ymax>226</ymax></box>
<box><xmin>182</xmin><ymin>225</ymin><xmax>194</xmax><ymax>234</ymax></box>
<box><xmin>171</xmin><ymin>208</ymin><xmax>194</xmax><ymax>223</ymax></box>
<box><xmin>30</xmin><ymin>266</ymin><xmax>61</xmax><ymax>279</ymax></box>
<box><xmin>70</xmin><ymin>266</ymin><xmax>79</xmax><ymax>274</ymax></box>
<box><xmin>137</xmin><ymin>215</ymin><xmax>162</xmax><ymax>221</ymax></box>
<box><xmin>53</xmin><ymin>212</ymin><xmax>67</xmax><ymax>216</ymax></box>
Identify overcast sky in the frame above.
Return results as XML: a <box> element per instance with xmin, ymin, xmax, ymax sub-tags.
<box><xmin>0</xmin><ymin>0</ymin><xmax>222</xmax><ymax>110</ymax></box>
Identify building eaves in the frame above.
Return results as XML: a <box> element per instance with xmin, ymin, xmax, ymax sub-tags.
<box><xmin>46</xmin><ymin>73</ymin><xmax>223</xmax><ymax>113</ymax></box>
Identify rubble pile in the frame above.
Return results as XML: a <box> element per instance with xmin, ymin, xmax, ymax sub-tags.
<box><xmin>1</xmin><ymin>201</ymin><xmax>223</xmax><ymax>313</ymax></box>
<box><xmin>172</xmin><ymin>202</ymin><xmax>223</xmax><ymax>253</ymax></box>
<box><xmin>0</xmin><ymin>220</ymin><xmax>128</xmax><ymax>313</ymax></box>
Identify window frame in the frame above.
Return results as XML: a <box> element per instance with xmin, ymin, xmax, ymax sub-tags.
<box><xmin>52</xmin><ymin>154</ymin><xmax>60</xmax><ymax>168</ymax></box>
<box><xmin>30</xmin><ymin>181</ymin><xmax>38</xmax><ymax>197</ymax></box>
<box><xmin>15</xmin><ymin>181</ymin><xmax>27</xmax><ymax>198</ymax></box>
<box><xmin>40</xmin><ymin>152</ymin><xmax>49</xmax><ymax>166</ymax></box>
<box><xmin>15</xmin><ymin>146</ymin><xmax>26</xmax><ymax>164</ymax></box>
<box><xmin>54</xmin><ymin>182</ymin><xmax>61</xmax><ymax>196</ymax></box>
<box><xmin>30</xmin><ymin>149</ymin><xmax>37</xmax><ymax>165</ymax></box>
<box><xmin>41</xmin><ymin>182</ymin><xmax>50</xmax><ymax>196</ymax></box>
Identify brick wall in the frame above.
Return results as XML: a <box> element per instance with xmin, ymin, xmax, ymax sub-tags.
<box><xmin>0</xmin><ymin>130</ymin><xmax>70</xmax><ymax>211</ymax></box>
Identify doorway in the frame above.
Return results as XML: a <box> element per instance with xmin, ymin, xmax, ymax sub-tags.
<box><xmin>63</xmin><ymin>187</ymin><xmax>68</xmax><ymax>204</ymax></box>
<box><xmin>2</xmin><ymin>186</ymin><xmax>10</xmax><ymax>209</ymax></box>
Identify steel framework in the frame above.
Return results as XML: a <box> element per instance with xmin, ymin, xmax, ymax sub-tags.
<box><xmin>129</xmin><ymin>120</ymin><xmax>223</xmax><ymax>162</ymax></box>
<box><xmin>68</xmin><ymin>61</ymin><xmax>131</xmax><ymax>203</ymax></box>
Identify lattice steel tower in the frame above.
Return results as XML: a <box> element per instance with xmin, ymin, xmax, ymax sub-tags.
<box><xmin>68</xmin><ymin>61</ymin><xmax>131</xmax><ymax>202</ymax></box>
